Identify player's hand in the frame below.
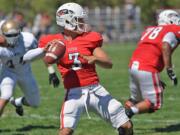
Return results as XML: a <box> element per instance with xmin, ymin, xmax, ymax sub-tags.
<box><xmin>166</xmin><ymin>68</ymin><xmax>178</xmax><ymax>86</ymax></box>
<box><xmin>49</xmin><ymin>73</ymin><xmax>60</xmax><ymax>88</ymax></box>
<box><xmin>44</xmin><ymin>39</ymin><xmax>61</xmax><ymax>52</ymax></box>
<box><xmin>43</xmin><ymin>43</ymin><xmax>51</xmax><ymax>52</ymax></box>
<box><xmin>80</xmin><ymin>54</ymin><xmax>96</xmax><ymax>64</ymax></box>
<box><xmin>0</xmin><ymin>36</ymin><xmax>9</xmax><ymax>47</ymax></box>
<box><xmin>160</xmin><ymin>80</ymin><xmax>166</xmax><ymax>89</ymax></box>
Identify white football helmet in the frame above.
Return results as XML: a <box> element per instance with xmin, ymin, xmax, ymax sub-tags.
<box><xmin>56</xmin><ymin>2</ymin><xmax>89</xmax><ymax>34</ymax></box>
<box><xmin>158</xmin><ymin>9</ymin><xmax>180</xmax><ymax>25</ymax></box>
<box><xmin>1</xmin><ymin>20</ymin><xmax>21</xmax><ymax>47</ymax></box>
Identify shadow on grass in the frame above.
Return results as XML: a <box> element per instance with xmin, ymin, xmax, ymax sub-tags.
<box><xmin>0</xmin><ymin>129</ymin><xmax>11</xmax><ymax>133</ymax></box>
<box><xmin>0</xmin><ymin>129</ymin><xmax>25</xmax><ymax>135</ymax></box>
<box><xmin>154</xmin><ymin>123</ymin><xmax>180</xmax><ymax>133</ymax></box>
<box><xmin>135</xmin><ymin>128</ymin><xmax>155</xmax><ymax>135</ymax></box>
<box><xmin>16</xmin><ymin>125</ymin><xmax>57</xmax><ymax>132</ymax></box>
<box><xmin>0</xmin><ymin>125</ymin><xmax>57</xmax><ymax>134</ymax></box>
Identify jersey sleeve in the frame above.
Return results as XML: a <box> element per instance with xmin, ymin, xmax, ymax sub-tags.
<box><xmin>162</xmin><ymin>32</ymin><xmax>178</xmax><ymax>48</ymax></box>
<box><xmin>21</xmin><ymin>32</ymin><xmax>38</xmax><ymax>51</ymax></box>
<box><xmin>89</xmin><ymin>32</ymin><xmax>103</xmax><ymax>49</ymax></box>
<box><xmin>30</xmin><ymin>36</ymin><xmax>38</xmax><ymax>49</ymax></box>
<box><xmin>38</xmin><ymin>35</ymin><xmax>48</xmax><ymax>48</ymax></box>
<box><xmin>23</xmin><ymin>48</ymin><xmax>44</xmax><ymax>62</ymax></box>
<box><xmin>38</xmin><ymin>34</ymin><xmax>63</xmax><ymax>48</ymax></box>
<box><xmin>173</xmin><ymin>25</ymin><xmax>180</xmax><ymax>42</ymax></box>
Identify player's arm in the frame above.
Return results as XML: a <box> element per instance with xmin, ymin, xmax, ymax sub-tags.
<box><xmin>38</xmin><ymin>35</ymin><xmax>60</xmax><ymax>87</ymax></box>
<box><xmin>44</xmin><ymin>62</ymin><xmax>60</xmax><ymax>88</ymax></box>
<box><xmin>23</xmin><ymin>46</ymin><xmax>60</xmax><ymax>87</ymax></box>
<box><xmin>162</xmin><ymin>32</ymin><xmax>178</xmax><ymax>86</ymax></box>
<box><xmin>23</xmin><ymin>47</ymin><xmax>45</xmax><ymax>62</ymax></box>
<box><xmin>81</xmin><ymin>47</ymin><xmax>113</xmax><ymax>69</ymax></box>
<box><xmin>162</xmin><ymin>42</ymin><xmax>172</xmax><ymax>69</ymax></box>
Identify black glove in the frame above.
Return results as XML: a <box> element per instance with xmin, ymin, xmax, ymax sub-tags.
<box><xmin>49</xmin><ymin>73</ymin><xmax>60</xmax><ymax>88</ymax></box>
<box><xmin>160</xmin><ymin>80</ymin><xmax>166</xmax><ymax>89</ymax></box>
<box><xmin>166</xmin><ymin>68</ymin><xmax>178</xmax><ymax>86</ymax></box>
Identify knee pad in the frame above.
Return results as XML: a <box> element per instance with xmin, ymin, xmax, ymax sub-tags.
<box><xmin>0</xmin><ymin>83</ymin><xmax>14</xmax><ymax>100</ymax></box>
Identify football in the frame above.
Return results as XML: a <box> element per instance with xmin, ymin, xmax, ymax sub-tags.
<box><xmin>43</xmin><ymin>39</ymin><xmax>66</xmax><ymax>64</ymax></box>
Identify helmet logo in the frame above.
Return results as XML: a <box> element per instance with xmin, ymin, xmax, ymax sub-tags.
<box><xmin>57</xmin><ymin>9</ymin><xmax>74</xmax><ymax>17</ymax></box>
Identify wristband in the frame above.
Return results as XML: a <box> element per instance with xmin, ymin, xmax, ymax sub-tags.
<box><xmin>48</xmin><ymin>66</ymin><xmax>55</xmax><ymax>74</ymax></box>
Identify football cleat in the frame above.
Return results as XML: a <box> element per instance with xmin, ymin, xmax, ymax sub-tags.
<box><xmin>10</xmin><ymin>97</ymin><xmax>24</xmax><ymax>116</ymax></box>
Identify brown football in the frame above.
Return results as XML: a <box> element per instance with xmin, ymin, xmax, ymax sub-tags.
<box><xmin>43</xmin><ymin>40</ymin><xmax>66</xmax><ymax>64</ymax></box>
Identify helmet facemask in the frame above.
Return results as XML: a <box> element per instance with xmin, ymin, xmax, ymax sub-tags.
<box><xmin>168</xmin><ymin>13</ymin><xmax>180</xmax><ymax>25</ymax></box>
<box><xmin>4</xmin><ymin>33</ymin><xmax>20</xmax><ymax>47</ymax></box>
<box><xmin>73</xmin><ymin>16</ymin><xmax>90</xmax><ymax>34</ymax></box>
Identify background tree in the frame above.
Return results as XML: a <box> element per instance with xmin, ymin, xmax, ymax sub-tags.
<box><xmin>0</xmin><ymin>0</ymin><xmax>180</xmax><ymax>26</ymax></box>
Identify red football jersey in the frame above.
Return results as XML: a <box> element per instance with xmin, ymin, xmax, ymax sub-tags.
<box><xmin>38</xmin><ymin>34</ymin><xmax>63</xmax><ymax>48</ymax></box>
<box><xmin>129</xmin><ymin>25</ymin><xmax>180</xmax><ymax>72</ymax></box>
<box><xmin>38</xmin><ymin>32</ymin><xmax>103</xmax><ymax>89</ymax></box>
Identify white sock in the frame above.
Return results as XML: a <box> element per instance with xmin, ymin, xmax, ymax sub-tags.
<box><xmin>15</xmin><ymin>97</ymin><xmax>23</xmax><ymax>106</ymax></box>
<box><xmin>130</xmin><ymin>106</ymin><xmax>139</xmax><ymax>114</ymax></box>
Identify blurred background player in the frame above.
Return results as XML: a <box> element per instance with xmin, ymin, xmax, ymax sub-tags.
<box><xmin>125</xmin><ymin>9</ymin><xmax>180</xmax><ymax>118</ymax></box>
<box><xmin>0</xmin><ymin>20</ymin><xmax>40</xmax><ymax>116</ymax></box>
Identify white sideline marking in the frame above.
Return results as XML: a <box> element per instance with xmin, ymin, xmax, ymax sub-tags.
<box><xmin>2</xmin><ymin>114</ymin><xmax>180</xmax><ymax>124</ymax></box>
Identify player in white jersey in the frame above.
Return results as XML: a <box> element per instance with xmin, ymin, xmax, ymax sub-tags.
<box><xmin>0</xmin><ymin>20</ymin><xmax>41</xmax><ymax>116</ymax></box>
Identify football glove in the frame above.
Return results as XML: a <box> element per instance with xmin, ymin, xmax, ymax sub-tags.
<box><xmin>166</xmin><ymin>68</ymin><xmax>178</xmax><ymax>86</ymax></box>
<box><xmin>160</xmin><ymin>80</ymin><xmax>166</xmax><ymax>89</ymax></box>
<box><xmin>49</xmin><ymin>73</ymin><xmax>60</xmax><ymax>88</ymax></box>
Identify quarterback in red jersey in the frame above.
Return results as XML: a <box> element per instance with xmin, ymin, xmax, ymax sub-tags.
<box><xmin>125</xmin><ymin>10</ymin><xmax>180</xmax><ymax>118</ymax></box>
<box><xmin>40</xmin><ymin>32</ymin><xmax>101</xmax><ymax>89</ymax></box>
<box><xmin>37</xmin><ymin>3</ymin><xmax>133</xmax><ymax>135</ymax></box>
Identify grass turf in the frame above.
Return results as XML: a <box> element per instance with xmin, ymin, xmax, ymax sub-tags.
<box><xmin>1</xmin><ymin>43</ymin><xmax>180</xmax><ymax>135</ymax></box>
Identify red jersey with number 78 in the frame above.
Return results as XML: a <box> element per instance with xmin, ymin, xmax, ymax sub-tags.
<box><xmin>129</xmin><ymin>25</ymin><xmax>180</xmax><ymax>72</ymax></box>
<box><xmin>38</xmin><ymin>32</ymin><xmax>103</xmax><ymax>89</ymax></box>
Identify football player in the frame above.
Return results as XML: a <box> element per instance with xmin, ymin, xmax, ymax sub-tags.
<box><xmin>0</xmin><ymin>19</ymin><xmax>41</xmax><ymax>116</ymax></box>
<box><xmin>125</xmin><ymin>10</ymin><xmax>180</xmax><ymax>118</ymax></box>
<box><xmin>51</xmin><ymin>2</ymin><xmax>134</xmax><ymax>135</ymax></box>
<box><xmin>0</xmin><ymin>19</ymin><xmax>60</xmax><ymax>116</ymax></box>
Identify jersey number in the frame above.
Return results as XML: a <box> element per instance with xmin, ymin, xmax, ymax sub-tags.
<box><xmin>69</xmin><ymin>53</ymin><xmax>82</xmax><ymax>70</ymax></box>
<box><xmin>6</xmin><ymin>57</ymin><xmax>25</xmax><ymax>69</ymax></box>
<box><xmin>140</xmin><ymin>27</ymin><xmax>163</xmax><ymax>40</ymax></box>
<box><xmin>6</xmin><ymin>60</ymin><xmax>15</xmax><ymax>68</ymax></box>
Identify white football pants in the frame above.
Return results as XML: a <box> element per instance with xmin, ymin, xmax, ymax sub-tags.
<box><xmin>60</xmin><ymin>84</ymin><xmax>129</xmax><ymax>130</ymax></box>
<box><xmin>129</xmin><ymin>68</ymin><xmax>164</xmax><ymax>110</ymax></box>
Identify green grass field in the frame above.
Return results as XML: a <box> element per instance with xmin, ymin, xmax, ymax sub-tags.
<box><xmin>1</xmin><ymin>43</ymin><xmax>180</xmax><ymax>135</ymax></box>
